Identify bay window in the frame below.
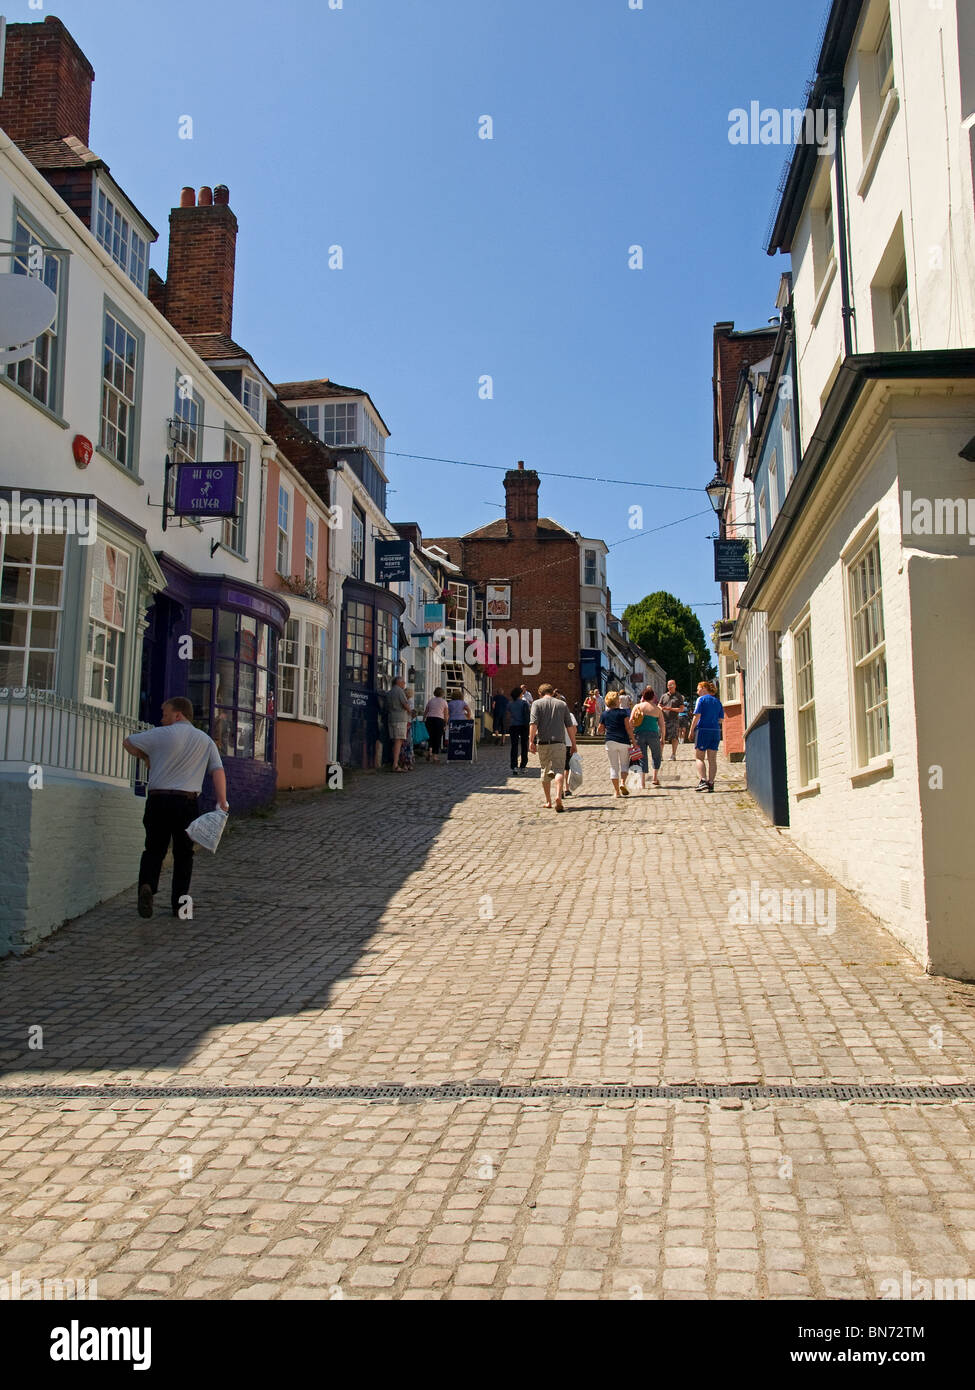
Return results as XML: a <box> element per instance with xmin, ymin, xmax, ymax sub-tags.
<box><xmin>0</xmin><ymin>530</ymin><xmax>65</xmax><ymax>689</ymax></box>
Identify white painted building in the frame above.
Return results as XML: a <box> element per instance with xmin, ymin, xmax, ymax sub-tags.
<box><xmin>734</xmin><ymin>0</ymin><xmax>975</xmax><ymax>978</ymax></box>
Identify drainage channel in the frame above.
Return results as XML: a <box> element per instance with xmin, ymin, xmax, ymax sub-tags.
<box><xmin>2</xmin><ymin>1082</ymin><xmax>975</xmax><ymax>1103</ymax></box>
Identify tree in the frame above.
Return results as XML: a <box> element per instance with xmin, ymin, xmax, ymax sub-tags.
<box><xmin>623</xmin><ymin>591</ymin><xmax>716</xmax><ymax>690</ymax></box>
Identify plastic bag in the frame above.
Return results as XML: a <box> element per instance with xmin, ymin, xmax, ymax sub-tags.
<box><xmin>625</xmin><ymin>769</ymin><xmax>642</xmax><ymax>793</ymax></box>
<box><xmin>186</xmin><ymin>808</ymin><xmax>229</xmax><ymax>853</ymax></box>
<box><xmin>567</xmin><ymin>752</ymin><xmax>583</xmax><ymax>791</ymax></box>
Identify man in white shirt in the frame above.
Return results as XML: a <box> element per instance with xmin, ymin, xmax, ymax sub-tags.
<box><xmin>124</xmin><ymin>696</ymin><xmax>228</xmax><ymax>919</ymax></box>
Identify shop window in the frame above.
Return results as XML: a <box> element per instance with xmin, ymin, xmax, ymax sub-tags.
<box><xmin>344</xmin><ymin>601</ymin><xmax>373</xmax><ymax>686</ymax></box>
<box><xmin>279</xmin><ymin>617</ymin><xmax>300</xmax><ymax>717</ymax></box>
<box><xmin>212</xmin><ymin>610</ymin><xmax>276</xmax><ymax>762</ymax></box>
<box><xmin>188</xmin><ymin>608</ymin><xmax>214</xmax><ymax>727</ymax></box>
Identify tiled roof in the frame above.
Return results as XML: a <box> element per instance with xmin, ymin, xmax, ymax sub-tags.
<box><xmin>274</xmin><ymin>379</ymin><xmax>390</xmax><ymax>435</ymax></box>
<box><xmin>461</xmin><ymin>517</ymin><xmax>575</xmax><ymax>540</ymax></box>
<box><xmin>18</xmin><ymin>135</ymin><xmax>104</xmax><ymax>169</ymax></box>
<box><xmin>182</xmin><ymin>332</ymin><xmax>253</xmax><ymax>363</ymax></box>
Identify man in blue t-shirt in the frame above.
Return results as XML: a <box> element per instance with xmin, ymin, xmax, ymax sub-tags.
<box><xmin>688</xmin><ymin>681</ymin><xmax>724</xmax><ymax>793</ymax></box>
<box><xmin>506</xmin><ymin>686</ymin><xmax>531</xmax><ymax>773</ymax></box>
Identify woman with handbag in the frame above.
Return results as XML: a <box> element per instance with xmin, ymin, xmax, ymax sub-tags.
<box><xmin>630</xmin><ymin>687</ymin><xmax>664</xmax><ymax>790</ymax></box>
<box><xmin>597</xmin><ymin>689</ymin><xmax>637</xmax><ymax>798</ymax></box>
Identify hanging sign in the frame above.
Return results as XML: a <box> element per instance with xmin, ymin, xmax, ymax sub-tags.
<box><xmin>173</xmin><ymin>463</ymin><xmax>239</xmax><ymax>518</ymax></box>
<box><xmin>375</xmin><ymin>539</ymin><xmax>411</xmax><ymax>583</ymax></box>
<box><xmin>713</xmin><ymin>538</ymin><xmax>750</xmax><ymax>583</ymax></box>
<box><xmin>424</xmin><ymin>602</ymin><xmax>446</xmax><ymax>633</ymax></box>
<box><xmin>486</xmin><ymin>583</ymin><xmax>511</xmax><ymax>620</ymax></box>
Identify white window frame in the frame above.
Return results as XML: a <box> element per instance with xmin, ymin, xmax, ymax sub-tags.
<box><xmin>0</xmin><ymin>529</ymin><xmax>65</xmax><ymax>691</ymax></box>
<box><xmin>276</xmin><ymin>484</ymin><xmax>292</xmax><ymax>576</ymax></box>
<box><xmin>305</xmin><ymin>514</ymin><xmax>316</xmax><ymax>584</ymax></box>
<box><xmin>792</xmin><ymin>615</ymin><xmax>819</xmax><ymax>787</ymax></box>
<box><xmin>781</xmin><ymin>407</ymin><xmax>794</xmax><ymax>489</ymax></box>
<box><xmin>222</xmin><ymin>430</ymin><xmax>247</xmax><ymax>555</ymax></box>
<box><xmin>242</xmin><ymin>374</ymin><xmax>265</xmax><ymax>427</ymax></box>
<box><xmin>846</xmin><ymin>532</ymin><xmax>890</xmax><ymax>768</ymax></box>
<box><xmin>350</xmin><ymin>506</ymin><xmax>365</xmax><ymax>581</ymax></box>
<box><xmin>891</xmin><ymin>270</ymin><xmax>911</xmax><ymax>352</ymax></box>
<box><xmin>302</xmin><ymin>619</ymin><xmax>327</xmax><ymax>723</ymax></box>
<box><xmin>322</xmin><ymin>401</ymin><xmax>357</xmax><ymax>447</ymax></box>
<box><xmin>584</xmin><ymin>549</ymin><xmax>598</xmax><ymax>586</ymax></box>
<box><xmin>768</xmin><ymin>451</ymin><xmax>779</xmax><ymax>523</ymax></box>
<box><xmin>100</xmin><ymin>303</ymin><xmax>142</xmax><ymax>473</ymax></box>
<box><xmin>95</xmin><ymin>184</ymin><xmax>148</xmax><ymax>292</ymax></box>
<box><xmin>5</xmin><ymin>208</ymin><xmax>65</xmax><ymax>415</ymax></box>
<box><xmin>85</xmin><ymin>540</ymin><xmax>131</xmax><ymax>711</ymax></box>
<box><xmin>295</xmin><ymin>403</ymin><xmax>320</xmax><ymax>436</ymax></box>
<box><xmin>758</xmin><ymin>488</ymin><xmax>769</xmax><ymax>549</ymax></box>
<box><xmin>876</xmin><ymin>14</ymin><xmax>894</xmax><ymax>101</ymax></box>
<box><xmin>168</xmin><ymin>375</ymin><xmax>204</xmax><ymax>510</ymax></box>
<box><xmin>279</xmin><ymin>616</ymin><xmax>300</xmax><ymax>717</ymax></box>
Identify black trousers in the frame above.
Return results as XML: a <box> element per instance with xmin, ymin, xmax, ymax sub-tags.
<box><xmin>509</xmin><ymin>725</ymin><xmax>529</xmax><ymax>769</ymax></box>
<box><xmin>139</xmin><ymin>793</ymin><xmax>199</xmax><ymax>913</ymax></box>
<box><xmin>426</xmin><ymin>717</ymin><xmax>445</xmax><ymax>755</ymax></box>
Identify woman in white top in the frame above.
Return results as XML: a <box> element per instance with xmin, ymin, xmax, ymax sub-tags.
<box><xmin>423</xmin><ymin>687</ymin><xmax>449</xmax><ymax>761</ymax></box>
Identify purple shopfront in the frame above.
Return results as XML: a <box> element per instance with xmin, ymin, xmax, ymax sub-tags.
<box><xmin>140</xmin><ymin>554</ymin><xmax>290</xmax><ymax>810</ymax></box>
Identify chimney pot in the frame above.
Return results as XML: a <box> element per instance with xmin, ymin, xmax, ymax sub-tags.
<box><xmin>517</xmin><ymin>460</ymin><xmax>524</xmax><ymax>469</ymax></box>
<box><xmin>198</xmin><ymin>186</ymin><xmax>213</xmax><ymax>207</ymax></box>
<box><xmin>213</xmin><ymin>184</ymin><xmax>230</xmax><ymax>206</ymax></box>
<box><xmin>179</xmin><ymin>187</ymin><xmax>196</xmax><ymax>208</ymax></box>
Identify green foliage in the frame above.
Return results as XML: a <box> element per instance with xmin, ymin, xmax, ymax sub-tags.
<box><xmin>623</xmin><ymin>591</ymin><xmax>716</xmax><ymax>689</ymax></box>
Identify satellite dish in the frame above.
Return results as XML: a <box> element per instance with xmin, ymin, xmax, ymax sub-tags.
<box><xmin>0</xmin><ymin>272</ymin><xmax>57</xmax><ymax>360</ymax></box>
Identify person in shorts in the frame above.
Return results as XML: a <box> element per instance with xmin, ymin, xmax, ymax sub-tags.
<box><xmin>529</xmin><ymin>684</ymin><xmax>576</xmax><ymax>810</ymax></box>
<box><xmin>688</xmin><ymin>680</ymin><xmax>724</xmax><ymax>792</ymax></box>
<box><xmin>387</xmin><ymin>676</ymin><xmax>412</xmax><ymax>773</ymax></box>
<box><xmin>658</xmin><ymin>680</ymin><xmax>685</xmax><ymax>760</ymax></box>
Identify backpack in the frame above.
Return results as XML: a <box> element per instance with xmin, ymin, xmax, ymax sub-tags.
<box><xmin>631</xmin><ymin>704</ymin><xmax>644</xmax><ymax>728</ymax></box>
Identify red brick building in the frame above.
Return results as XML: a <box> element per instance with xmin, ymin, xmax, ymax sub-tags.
<box><xmin>428</xmin><ymin>463</ymin><xmax>583</xmax><ymax>704</ymax></box>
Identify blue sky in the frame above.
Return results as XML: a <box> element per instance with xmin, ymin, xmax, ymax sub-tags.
<box><xmin>39</xmin><ymin>0</ymin><xmax>825</xmax><ymax>635</ymax></box>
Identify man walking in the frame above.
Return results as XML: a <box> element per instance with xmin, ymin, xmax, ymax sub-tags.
<box><xmin>528</xmin><ymin>683</ymin><xmax>577</xmax><ymax>811</ymax></box>
<box><xmin>507</xmin><ymin>684</ymin><xmax>530</xmax><ymax>774</ymax></box>
<box><xmin>123</xmin><ymin>697</ymin><xmax>228</xmax><ymax>919</ymax></box>
<box><xmin>659</xmin><ymin>679</ymin><xmax>685</xmax><ymax>761</ymax></box>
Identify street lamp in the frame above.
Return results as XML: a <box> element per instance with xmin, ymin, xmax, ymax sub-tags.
<box><xmin>706</xmin><ymin>472</ymin><xmax>730</xmax><ymax>517</ymax></box>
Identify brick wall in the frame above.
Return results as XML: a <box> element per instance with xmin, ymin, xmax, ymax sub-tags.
<box><xmin>0</xmin><ymin>17</ymin><xmax>94</xmax><ymax>147</ymax></box>
<box><xmin>158</xmin><ymin>190</ymin><xmax>238</xmax><ymax>338</ymax></box>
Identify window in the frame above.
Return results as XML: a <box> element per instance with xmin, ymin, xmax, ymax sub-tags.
<box><xmin>322</xmin><ymin>402</ymin><xmax>357</xmax><ymax>447</ymax></box>
<box><xmin>781</xmin><ymin>407</ymin><xmax>794</xmax><ymax>489</ymax></box>
<box><xmin>350</xmin><ymin>506</ymin><xmax>365</xmax><ymax>581</ymax></box>
<box><xmin>362</xmin><ymin>409</ymin><xmax>385</xmax><ymax>465</ymax></box>
<box><xmin>585</xmin><ymin>610</ymin><xmax>599</xmax><ymax>648</ymax></box>
<box><xmin>241</xmin><ymin>375</ymin><xmax>264</xmax><ymax>426</ymax></box>
<box><xmin>448</xmin><ymin>581</ymin><xmax>469</xmax><ymax>634</ymax></box>
<box><xmin>85</xmin><ymin>541</ymin><xmax>130</xmax><ymax>709</ymax></box>
<box><xmin>0</xmin><ymin>530</ymin><xmax>65</xmax><ymax>689</ymax></box>
<box><xmin>719</xmin><ymin>653</ymin><xmax>737</xmax><ymax>706</ymax></box>
<box><xmin>276</xmin><ymin>485</ymin><xmax>291</xmax><ymax>576</ymax></box>
<box><xmin>302</xmin><ymin>621</ymin><xmax>327</xmax><ymax>722</ymax></box>
<box><xmin>758</xmin><ymin>488</ymin><xmax>769</xmax><ymax>549</ymax></box>
<box><xmin>188</xmin><ymin>609</ymin><xmax>214</xmax><ymax>728</ymax></box>
<box><xmin>891</xmin><ymin>270</ymin><xmax>911</xmax><ymax>351</ymax></box>
<box><xmin>213</xmin><ymin>611</ymin><xmax>275</xmax><ymax>762</ymax></box>
<box><xmin>376</xmin><ymin>609</ymin><xmax>395</xmax><ymax>688</ymax></box>
<box><xmin>95</xmin><ymin>187</ymin><xmax>148</xmax><ymax>292</ymax></box>
<box><xmin>768</xmin><ymin>452</ymin><xmax>780</xmax><ymax>523</ymax></box>
<box><xmin>168</xmin><ymin>376</ymin><xmax>202</xmax><ymax>509</ymax></box>
<box><xmin>100</xmin><ymin>309</ymin><xmax>139</xmax><ymax>470</ymax></box>
<box><xmin>584</xmin><ymin>549</ymin><xmax>598</xmax><ymax>586</ymax></box>
<box><xmin>344</xmin><ymin>601</ymin><xmax>373</xmax><ymax>685</ymax></box>
<box><xmin>848</xmin><ymin>536</ymin><xmax>889</xmax><ymax>765</ymax></box>
<box><xmin>279</xmin><ymin>618</ymin><xmax>300</xmax><ymax>718</ymax></box>
<box><xmin>793</xmin><ymin>618</ymin><xmax>819</xmax><ymax>785</ymax></box>
<box><xmin>295</xmin><ymin>404</ymin><xmax>319</xmax><ymax>436</ymax></box>
<box><xmin>222</xmin><ymin>433</ymin><xmax>247</xmax><ymax>554</ymax></box>
<box><xmin>823</xmin><ymin>188</ymin><xmax>834</xmax><ymax>264</ymax></box>
<box><xmin>5</xmin><ymin>212</ymin><xmax>63</xmax><ymax>412</ymax></box>
<box><xmin>305</xmin><ymin>515</ymin><xmax>316</xmax><ymax>584</ymax></box>
<box><xmin>876</xmin><ymin>15</ymin><xmax>894</xmax><ymax>100</ymax></box>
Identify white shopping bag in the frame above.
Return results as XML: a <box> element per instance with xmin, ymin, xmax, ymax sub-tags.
<box><xmin>567</xmin><ymin>752</ymin><xmax>583</xmax><ymax>791</ymax></box>
<box><xmin>625</xmin><ymin>769</ymin><xmax>642</xmax><ymax>793</ymax></box>
<box><xmin>185</xmin><ymin>807</ymin><xmax>229</xmax><ymax>853</ymax></box>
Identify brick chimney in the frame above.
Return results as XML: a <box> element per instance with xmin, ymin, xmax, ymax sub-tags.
<box><xmin>0</xmin><ymin>16</ymin><xmax>95</xmax><ymax>147</ymax></box>
<box><xmin>157</xmin><ymin>184</ymin><xmax>238</xmax><ymax>338</ymax></box>
<box><xmin>503</xmin><ymin>461</ymin><xmax>540</xmax><ymax>534</ymax></box>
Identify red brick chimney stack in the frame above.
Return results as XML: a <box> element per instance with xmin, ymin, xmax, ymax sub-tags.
<box><xmin>160</xmin><ymin>184</ymin><xmax>238</xmax><ymax>338</ymax></box>
<box><xmin>0</xmin><ymin>16</ymin><xmax>95</xmax><ymax>147</ymax></box>
<box><xmin>503</xmin><ymin>460</ymin><xmax>540</xmax><ymax>535</ymax></box>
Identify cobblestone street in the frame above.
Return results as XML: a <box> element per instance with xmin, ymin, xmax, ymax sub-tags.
<box><xmin>2</xmin><ymin>743</ymin><xmax>975</xmax><ymax>1301</ymax></box>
